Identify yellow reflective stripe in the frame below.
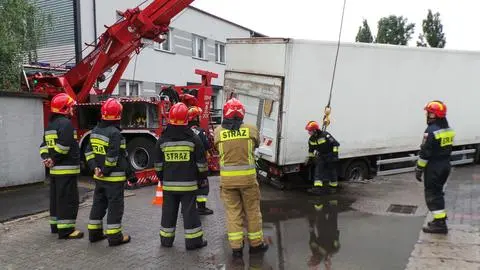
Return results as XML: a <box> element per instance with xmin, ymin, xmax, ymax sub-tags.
<box><xmin>50</xmin><ymin>168</ymin><xmax>80</xmax><ymax>175</ymax></box>
<box><xmin>308</xmin><ymin>152</ymin><xmax>315</xmax><ymax>157</ymax></box>
<box><xmin>219</xmin><ymin>142</ymin><xmax>225</xmax><ymax>166</ymax></box>
<box><xmin>54</xmin><ymin>145</ymin><xmax>69</xmax><ymax>154</ymax></box>
<box><xmin>90</xmin><ymin>138</ymin><xmax>109</xmax><ymax>147</ymax></box>
<box><xmin>220</xmin><ymin>168</ymin><xmax>256</xmax><ymax>177</ymax></box>
<box><xmin>417</xmin><ymin>158</ymin><xmax>428</xmax><ymax>168</ymax></box>
<box><xmin>45</xmin><ymin>134</ymin><xmax>58</xmax><ymax>140</ymax></box>
<box><xmin>333</xmin><ymin>146</ymin><xmax>339</xmax><ymax>152</ymax></box>
<box><xmin>329</xmin><ymin>182</ymin><xmax>338</xmax><ymax>187</ymax></box>
<box><xmin>73</xmin><ymin>131</ymin><xmax>78</xmax><ymax>140</ymax></box>
<box><xmin>163</xmin><ymin>146</ymin><xmax>193</xmax><ymax>152</ymax></box>
<box><xmin>433</xmin><ymin>210</ymin><xmax>447</xmax><ymax>219</ymax></box>
<box><xmin>196</xmin><ymin>196</ymin><xmax>207</xmax><ymax>202</ymax></box>
<box><xmin>314</xmin><ymin>180</ymin><xmax>323</xmax><ymax>187</ymax></box>
<box><xmin>309</xmin><ymin>140</ymin><xmax>318</xmax><ymax>145</ymax></box>
<box><xmin>86</xmin><ymin>153</ymin><xmax>95</xmax><ymax>161</ymax></box>
<box><xmin>247</xmin><ymin>231</ymin><xmax>263</xmax><ymax>240</ymax></box>
<box><xmin>105</xmin><ymin>160</ymin><xmax>117</xmax><ymax>167</ymax></box>
<box><xmin>57</xmin><ymin>224</ymin><xmax>75</xmax><ymax>229</ymax></box>
<box><xmin>317</xmin><ymin>138</ymin><xmax>326</xmax><ymax>144</ymax></box>
<box><xmin>248</xmin><ymin>139</ymin><xmax>254</xmax><ymax>165</ymax></box>
<box><xmin>160</xmin><ymin>231</ymin><xmax>175</xmax><ymax>238</ymax></box>
<box><xmin>88</xmin><ymin>224</ymin><xmax>102</xmax><ymax>230</ymax></box>
<box><xmin>94</xmin><ymin>175</ymin><xmax>126</xmax><ymax>182</ymax></box>
<box><xmin>106</xmin><ymin>228</ymin><xmax>122</xmax><ymax>235</ymax></box>
<box><xmin>314</xmin><ymin>204</ymin><xmax>324</xmax><ymax>211</ymax></box>
<box><xmin>49</xmin><ymin>219</ymin><xmax>57</xmax><ymax>225</ymax></box>
<box><xmin>120</xmin><ymin>144</ymin><xmax>126</xmax><ymax>149</ymax></box>
<box><xmin>185</xmin><ymin>231</ymin><xmax>204</xmax><ymax>239</ymax></box>
<box><xmin>228</xmin><ymin>232</ymin><xmax>244</xmax><ymax>241</ymax></box>
<box><xmin>40</xmin><ymin>147</ymin><xmax>49</xmax><ymax>155</ymax></box>
<box><xmin>163</xmin><ymin>185</ymin><xmax>198</xmax><ymax>192</ymax></box>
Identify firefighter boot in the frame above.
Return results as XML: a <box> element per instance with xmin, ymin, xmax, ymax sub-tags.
<box><xmin>197</xmin><ymin>202</ymin><xmax>214</xmax><ymax>215</ymax></box>
<box><xmin>423</xmin><ymin>218</ymin><xmax>448</xmax><ymax>234</ymax></box>
<box><xmin>108</xmin><ymin>234</ymin><xmax>131</xmax><ymax>247</ymax></box>
<box><xmin>89</xmin><ymin>229</ymin><xmax>107</xmax><ymax>243</ymax></box>
<box><xmin>50</xmin><ymin>224</ymin><xmax>58</xmax><ymax>234</ymax></box>
<box><xmin>249</xmin><ymin>242</ymin><xmax>269</xmax><ymax>254</ymax></box>
<box><xmin>186</xmin><ymin>239</ymin><xmax>208</xmax><ymax>250</ymax></box>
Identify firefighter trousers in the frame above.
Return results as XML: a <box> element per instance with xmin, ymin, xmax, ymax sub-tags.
<box><xmin>49</xmin><ymin>175</ymin><xmax>80</xmax><ymax>238</ymax></box>
<box><xmin>88</xmin><ymin>180</ymin><xmax>125</xmax><ymax>244</ymax></box>
<box><xmin>220</xmin><ymin>183</ymin><xmax>264</xmax><ymax>249</ymax></box>
<box><xmin>160</xmin><ymin>192</ymin><xmax>205</xmax><ymax>248</ymax></box>
<box><xmin>424</xmin><ymin>160</ymin><xmax>451</xmax><ymax>220</ymax></box>
<box><xmin>312</xmin><ymin>157</ymin><xmax>338</xmax><ymax>188</ymax></box>
<box><xmin>196</xmin><ymin>178</ymin><xmax>209</xmax><ymax>206</ymax></box>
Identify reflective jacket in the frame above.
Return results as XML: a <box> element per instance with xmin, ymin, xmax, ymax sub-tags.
<box><xmin>84</xmin><ymin>121</ymin><xmax>128</xmax><ymax>182</ymax></box>
<box><xmin>417</xmin><ymin>122</ymin><xmax>455</xmax><ymax>169</ymax></box>
<box><xmin>308</xmin><ymin>130</ymin><xmax>340</xmax><ymax>160</ymax></box>
<box><xmin>214</xmin><ymin>123</ymin><xmax>259</xmax><ymax>188</ymax></box>
<box><xmin>154</xmin><ymin>125</ymin><xmax>208</xmax><ymax>192</ymax></box>
<box><xmin>39</xmin><ymin>114</ymin><xmax>80</xmax><ymax>176</ymax></box>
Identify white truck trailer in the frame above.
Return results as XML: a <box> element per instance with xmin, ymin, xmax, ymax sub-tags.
<box><xmin>222</xmin><ymin>37</ymin><xmax>480</xmax><ymax>189</ymax></box>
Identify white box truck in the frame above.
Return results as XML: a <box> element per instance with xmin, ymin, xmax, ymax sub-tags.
<box><xmin>223</xmin><ymin>37</ymin><xmax>480</xmax><ymax>189</ymax></box>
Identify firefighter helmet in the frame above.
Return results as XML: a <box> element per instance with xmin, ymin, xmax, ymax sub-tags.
<box><xmin>169</xmin><ymin>102</ymin><xmax>189</xmax><ymax>125</ymax></box>
<box><xmin>187</xmin><ymin>106</ymin><xmax>203</xmax><ymax>122</ymax></box>
<box><xmin>424</xmin><ymin>100</ymin><xmax>447</xmax><ymax>118</ymax></box>
<box><xmin>50</xmin><ymin>93</ymin><xmax>76</xmax><ymax>115</ymax></box>
<box><xmin>101</xmin><ymin>98</ymin><xmax>123</xmax><ymax>121</ymax></box>
<box><xmin>223</xmin><ymin>98</ymin><xmax>245</xmax><ymax>119</ymax></box>
<box><xmin>305</xmin><ymin>121</ymin><xmax>320</xmax><ymax>132</ymax></box>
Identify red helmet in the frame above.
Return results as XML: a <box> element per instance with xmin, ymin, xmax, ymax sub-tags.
<box><xmin>169</xmin><ymin>102</ymin><xmax>189</xmax><ymax>125</ymax></box>
<box><xmin>187</xmin><ymin>106</ymin><xmax>203</xmax><ymax>122</ymax></box>
<box><xmin>101</xmin><ymin>98</ymin><xmax>123</xmax><ymax>121</ymax></box>
<box><xmin>180</xmin><ymin>94</ymin><xmax>198</xmax><ymax>107</ymax></box>
<box><xmin>305</xmin><ymin>121</ymin><xmax>320</xmax><ymax>132</ymax></box>
<box><xmin>50</xmin><ymin>93</ymin><xmax>76</xmax><ymax>115</ymax></box>
<box><xmin>223</xmin><ymin>98</ymin><xmax>245</xmax><ymax>119</ymax></box>
<box><xmin>424</xmin><ymin>100</ymin><xmax>447</xmax><ymax>118</ymax></box>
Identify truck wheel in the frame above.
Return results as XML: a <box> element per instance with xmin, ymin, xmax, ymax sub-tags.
<box><xmin>127</xmin><ymin>137</ymin><xmax>155</xmax><ymax>171</ymax></box>
<box><xmin>344</xmin><ymin>160</ymin><xmax>369</xmax><ymax>181</ymax></box>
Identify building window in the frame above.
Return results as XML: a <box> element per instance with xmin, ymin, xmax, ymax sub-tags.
<box><xmin>192</xmin><ymin>35</ymin><xmax>206</xmax><ymax>59</ymax></box>
<box><xmin>118</xmin><ymin>80</ymin><xmax>142</xmax><ymax>96</ymax></box>
<box><xmin>154</xmin><ymin>29</ymin><xmax>172</xmax><ymax>52</ymax></box>
<box><xmin>215</xmin><ymin>42</ymin><xmax>226</xmax><ymax>63</ymax></box>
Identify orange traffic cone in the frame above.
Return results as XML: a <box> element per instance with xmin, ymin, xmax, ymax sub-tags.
<box><xmin>152</xmin><ymin>181</ymin><xmax>163</xmax><ymax>206</ymax></box>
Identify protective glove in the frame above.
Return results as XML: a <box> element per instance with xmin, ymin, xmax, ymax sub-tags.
<box><xmin>415</xmin><ymin>167</ymin><xmax>423</xmax><ymax>182</ymax></box>
<box><xmin>198</xmin><ymin>178</ymin><xmax>209</xmax><ymax>188</ymax></box>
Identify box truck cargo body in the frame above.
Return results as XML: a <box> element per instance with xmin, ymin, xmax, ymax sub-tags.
<box><xmin>223</xmin><ymin>38</ymin><xmax>480</xmax><ymax>188</ymax></box>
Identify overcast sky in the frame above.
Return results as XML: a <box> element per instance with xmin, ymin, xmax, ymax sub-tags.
<box><xmin>190</xmin><ymin>0</ymin><xmax>478</xmax><ymax>51</ymax></box>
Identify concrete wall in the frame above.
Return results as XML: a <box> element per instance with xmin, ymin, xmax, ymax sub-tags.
<box><xmin>0</xmin><ymin>92</ymin><xmax>46</xmax><ymax>187</ymax></box>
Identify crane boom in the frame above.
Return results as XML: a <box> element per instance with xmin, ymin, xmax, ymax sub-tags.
<box><xmin>33</xmin><ymin>0</ymin><xmax>194</xmax><ymax>103</ymax></box>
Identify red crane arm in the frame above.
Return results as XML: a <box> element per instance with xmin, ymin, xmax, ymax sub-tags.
<box><xmin>41</xmin><ymin>0</ymin><xmax>194</xmax><ymax>103</ymax></box>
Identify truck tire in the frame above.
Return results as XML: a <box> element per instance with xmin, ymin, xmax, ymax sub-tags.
<box><xmin>127</xmin><ymin>137</ymin><xmax>156</xmax><ymax>171</ymax></box>
<box><xmin>344</xmin><ymin>160</ymin><xmax>369</xmax><ymax>181</ymax></box>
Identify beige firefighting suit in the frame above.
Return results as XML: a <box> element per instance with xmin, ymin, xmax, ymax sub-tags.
<box><xmin>214</xmin><ymin>123</ymin><xmax>264</xmax><ymax>249</ymax></box>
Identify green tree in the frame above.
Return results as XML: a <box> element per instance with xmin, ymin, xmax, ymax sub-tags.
<box><xmin>416</xmin><ymin>9</ymin><xmax>446</xmax><ymax>48</ymax></box>
<box><xmin>375</xmin><ymin>15</ymin><xmax>415</xmax><ymax>45</ymax></box>
<box><xmin>0</xmin><ymin>0</ymin><xmax>51</xmax><ymax>90</ymax></box>
<box><xmin>355</xmin><ymin>19</ymin><xmax>374</xmax><ymax>43</ymax></box>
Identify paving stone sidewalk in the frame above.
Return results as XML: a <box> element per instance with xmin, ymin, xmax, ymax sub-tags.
<box><xmin>405</xmin><ymin>165</ymin><xmax>480</xmax><ymax>270</ymax></box>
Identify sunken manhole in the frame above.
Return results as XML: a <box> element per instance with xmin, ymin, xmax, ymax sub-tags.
<box><xmin>387</xmin><ymin>204</ymin><xmax>418</xmax><ymax>214</ymax></box>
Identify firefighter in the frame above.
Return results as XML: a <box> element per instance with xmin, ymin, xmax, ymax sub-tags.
<box><xmin>307</xmin><ymin>199</ymin><xmax>340</xmax><ymax>269</ymax></box>
<box><xmin>39</xmin><ymin>93</ymin><xmax>83</xmax><ymax>239</ymax></box>
<box><xmin>84</xmin><ymin>98</ymin><xmax>131</xmax><ymax>246</ymax></box>
<box><xmin>305</xmin><ymin>121</ymin><xmax>340</xmax><ymax>195</ymax></box>
<box><xmin>415</xmin><ymin>100</ymin><xmax>454</xmax><ymax>234</ymax></box>
<box><xmin>154</xmin><ymin>102</ymin><xmax>208</xmax><ymax>250</ymax></box>
<box><xmin>214</xmin><ymin>98</ymin><xmax>269</xmax><ymax>258</ymax></box>
<box><xmin>187</xmin><ymin>106</ymin><xmax>214</xmax><ymax>215</ymax></box>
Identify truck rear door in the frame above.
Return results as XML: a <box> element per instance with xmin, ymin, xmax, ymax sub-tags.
<box><xmin>223</xmin><ymin>71</ymin><xmax>283</xmax><ymax>164</ymax></box>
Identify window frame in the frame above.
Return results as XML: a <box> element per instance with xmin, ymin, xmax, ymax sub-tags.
<box><xmin>192</xmin><ymin>35</ymin><xmax>207</xmax><ymax>60</ymax></box>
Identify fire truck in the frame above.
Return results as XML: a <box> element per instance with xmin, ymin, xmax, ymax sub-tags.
<box><xmin>21</xmin><ymin>0</ymin><xmax>220</xmax><ymax>187</ymax></box>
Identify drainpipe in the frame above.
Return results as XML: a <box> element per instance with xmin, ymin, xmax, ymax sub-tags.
<box><xmin>73</xmin><ymin>0</ymin><xmax>82</xmax><ymax>64</ymax></box>
<box><xmin>93</xmin><ymin>0</ymin><xmax>98</xmax><ymax>46</ymax></box>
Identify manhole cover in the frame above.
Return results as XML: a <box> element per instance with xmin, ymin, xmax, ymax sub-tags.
<box><xmin>387</xmin><ymin>204</ymin><xmax>417</xmax><ymax>214</ymax></box>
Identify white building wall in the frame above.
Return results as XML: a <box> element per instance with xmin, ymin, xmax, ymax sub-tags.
<box><xmin>91</xmin><ymin>1</ymin><xmax>253</xmax><ymax>91</ymax></box>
